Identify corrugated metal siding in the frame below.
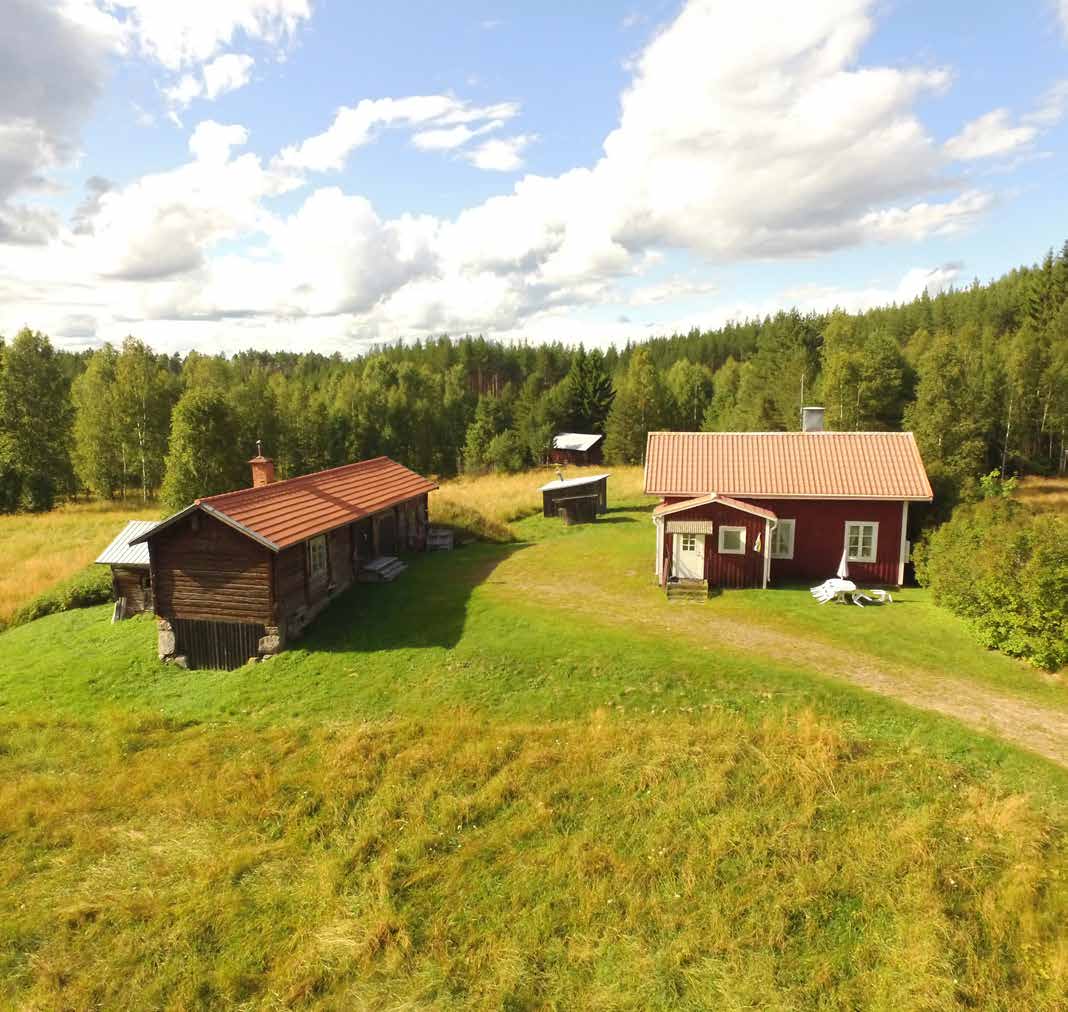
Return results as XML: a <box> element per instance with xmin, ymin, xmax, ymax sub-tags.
<box><xmin>645</xmin><ymin>432</ymin><xmax>933</xmax><ymax>500</ymax></box>
<box><xmin>95</xmin><ymin>520</ymin><xmax>157</xmax><ymax>566</ymax></box>
<box><xmin>199</xmin><ymin>456</ymin><xmax>438</xmax><ymax>549</ymax></box>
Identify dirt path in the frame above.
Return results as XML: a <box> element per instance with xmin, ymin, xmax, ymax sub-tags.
<box><xmin>490</xmin><ymin>564</ymin><xmax>1068</xmax><ymax>768</ymax></box>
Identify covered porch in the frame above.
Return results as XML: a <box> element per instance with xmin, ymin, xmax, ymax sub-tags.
<box><xmin>653</xmin><ymin>493</ymin><xmax>778</xmax><ymax>593</ymax></box>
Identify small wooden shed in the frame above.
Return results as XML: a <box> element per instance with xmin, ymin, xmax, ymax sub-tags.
<box><xmin>95</xmin><ymin>519</ymin><xmax>158</xmax><ymax>617</ymax></box>
<box><xmin>539</xmin><ymin>473</ymin><xmax>610</xmax><ymax>518</ymax></box>
<box><xmin>549</xmin><ymin>433</ymin><xmax>604</xmax><ymax>466</ymax></box>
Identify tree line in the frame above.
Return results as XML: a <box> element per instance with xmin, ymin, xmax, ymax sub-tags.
<box><xmin>0</xmin><ymin>242</ymin><xmax>1065</xmax><ymax>518</ymax></box>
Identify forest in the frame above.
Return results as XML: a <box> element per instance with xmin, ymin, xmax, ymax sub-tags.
<box><xmin>0</xmin><ymin>242</ymin><xmax>1065</xmax><ymax>523</ymax></box>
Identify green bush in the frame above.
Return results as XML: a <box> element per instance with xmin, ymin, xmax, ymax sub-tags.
<box><xmin>6</xmin><ymin>565</ymin><xmax>113</xmax><ymax>630</ymax></box>
<box><xmin>915</xmin><ymin>498</ymin><xmax>1068</xmax><ymax>670</ymax></box>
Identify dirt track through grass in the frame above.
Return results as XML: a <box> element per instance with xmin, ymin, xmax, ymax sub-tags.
<box><xmin>491</xmin><ymin>542</ymin><xmax>1068</xmax><ymax>767</ymax></box>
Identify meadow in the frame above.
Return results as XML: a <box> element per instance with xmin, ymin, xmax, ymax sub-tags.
<box><xmin>0</xmin><ymin>499</ymin><xmax>159</xmax><ymax>626</ymax></box>
<box><xmin>1</xmin><ymin>477</ymin><xmax>1067</xmax><ymax>1008</ymax></box>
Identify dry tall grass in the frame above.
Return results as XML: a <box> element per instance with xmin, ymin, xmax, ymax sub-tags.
<box><xmin>431</xmin><ymin>465</ymin><xmax>651</xmax><ymax>540</ymax></box>
<box><xmin>2</xmin><ymin>711</ymin><xmax>1065</xmax><ymax>1009</ymax></box>
<box><xmin>0</xmin><ymin>500</ymin><xmax>159</xmax><ymax>625</ymax></box>
<box><xmin>1017</xmin><ymin>475</ymin><xmax>1068</xmax><ymax>514</ymax></box>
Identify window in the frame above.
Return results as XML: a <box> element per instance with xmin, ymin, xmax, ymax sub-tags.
<box><xmin>770</xmin><ymin>519</ymin><xmax>795</xmax><ymax>559</ymax></box>
<box><xmin>680</xmin><ymin>533</ymin><xmax>697</xmax><ymax>552</ymax></box>
<box><xmin>718</xmin><ymin>525</ymin><xmax>746</xmax><ymax>554</ymax></box>
<box><xmin>307</xmin><ymin>535</ymin><xmax>328</xmax><ymax>577</ymax></box>
<box><xmin>845</xmin><ymin>521</ymin><xmax>878</xmax><ymax>563</ymax></box>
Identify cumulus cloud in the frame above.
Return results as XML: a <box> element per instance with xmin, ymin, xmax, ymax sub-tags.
<box><xmin>0</xmin><ymin>0</ymin><xmax>113</xmax><ymax>243</ymax></box>
<box><xmin>108</xmin><ymin>0</ymin><xmax>310</xmax><ymax>70</ymax></box>
<box><xmin>164</xmin><ymin>53</ymin><xmax>255</xmax><ymax>110</ymax></box>
<box><xmin>0</xmin><ymin>0</ymin><xmax>1045</xmax><ymax>351</ymax></box>
<box><xmin>276</xmin><ymin>97</ymin><xmax>520</xmax><ymax>171</ymax></box>
<box><xmin>462</xmin><ymin>134</ymin><xmax>535</xmax><ymax>171</ymax></box>
<box><xmin>945</xmin><ymin>109</ymin><xmax>1039</xmax><ymax>160</ymax></box>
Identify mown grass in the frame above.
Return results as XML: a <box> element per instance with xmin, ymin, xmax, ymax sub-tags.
<box><xmin>2</xmin><ymin>473</ymin><xmax>1068</xmax><ymax>1007</ymax></box>
<box><xmin>0</xmin><ymin>500</ymin><xmax>158</xmax><ymax>626</ymax></box>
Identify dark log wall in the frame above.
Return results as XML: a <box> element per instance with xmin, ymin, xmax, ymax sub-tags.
<box><xmin>112</xmin><ymin>565</ymin><xmax>151</xmax><ymax>614</ymax></box>
<box><xmin>275</xmin><ymin>544</ymin><xmax>306</xmax><ymax>619</ymax></box>
<box><xmin>152</xmin><ymin>513</ymin><xmax>272</xmax><ymax>624</ymax></box>
<box><xmin>548</xmin><ymin>445</ymin><xmax>603</xmax><ymax>466</ymax></box>
<box><xmin>328</xmin><ymin>526</ymin><xmax>353</xmax><ymax>591</ymax></box>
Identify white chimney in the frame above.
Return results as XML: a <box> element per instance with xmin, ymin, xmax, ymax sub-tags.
<box><xmin>802</xmin><ymin>406</ymin><xmax>825</xmax><ymax>432</ymax></box>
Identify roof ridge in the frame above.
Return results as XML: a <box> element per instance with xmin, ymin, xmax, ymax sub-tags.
<box><xmin>200</xmin><ymin>455</ymin><xmax>394</xmax><ymax>505</ymax></box>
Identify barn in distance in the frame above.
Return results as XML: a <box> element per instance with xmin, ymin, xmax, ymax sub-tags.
<box><xmin>132</xmin><ymin>447</ymin><xmax>437</xmax><ymax>670</ymax></box>
<box><xmin>548</xmin><ymin>433</ymin><xmax>604</xmax><ymax>466</ymax></box>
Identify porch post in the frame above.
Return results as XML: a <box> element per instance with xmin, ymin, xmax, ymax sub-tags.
<box><xmin>654</xmin><ymin>516</ymin><xmax>664</xmax><ymax>581</ymax></box>
<box><xmin>762</xmin><ymin>519</ymin><xmax>772</xmax><ymax>589</ymax></box>
<box><xmin>897</xmin><ymin>501</ymin><xmax>909</xmax><ymax>586</ymax></box>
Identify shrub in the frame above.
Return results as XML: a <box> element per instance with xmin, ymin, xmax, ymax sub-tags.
<box><xmin>7</xmin><ymin>564</ymin><xmax>113</xmax><ymax>630</ymax></box>
<box><xmin>915</xmin><ymin>498</ymin><xmax>1068</xmax><ymax>670</ymax></box>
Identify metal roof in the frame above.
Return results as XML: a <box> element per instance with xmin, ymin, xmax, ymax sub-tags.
<box><xmin>134</xmin><ymin>456</ymin><xmax>438</xmax><ymax>552</ymax></box>
<box><xmin>94</xmin><ymin>520</ymin><xmax>157</xmax><ymax>566</ymax></box>
<box><xmin>539</xmin><ymin>472</ymin><xmax>611</xmax><ymax>492</ymax></box>
<box><xmin>653</xmin><ymin>493</ymin><xmax>778</xmax><ymax>521</ymax></box>
<box><xmin>644</xmin><ymin>431</ymin><xmax>933</xmax><ymax>501</ymax></box>
<box><xmin>552</xmin><ymin>433</ymin><xmax>603</xmax><ymax>452</ymax></box>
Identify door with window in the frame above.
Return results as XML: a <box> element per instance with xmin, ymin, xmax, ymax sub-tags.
<box><xmin>673</xmin><ymin>532</ymin><xmax>705</xmax><ymax>580</ymax></box>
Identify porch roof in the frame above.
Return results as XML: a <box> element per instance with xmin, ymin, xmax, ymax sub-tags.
<box><xmin>653</xmin><ymin>492</ymin><xmax>778</xmax><ymax>522</ymax></box>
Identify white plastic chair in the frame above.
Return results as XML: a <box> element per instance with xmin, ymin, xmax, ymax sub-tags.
<box><xmin>810</xmin><ymin>578</ymin><xmax>857</xmax><ymax>604</ymax></box>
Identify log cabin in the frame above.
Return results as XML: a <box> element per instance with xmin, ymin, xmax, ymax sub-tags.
<box><xmin>548</xmin><ymin>433</ymin><xmax>604</xmax><ymax>466</ymax></box>
<box><xmin>95</xmin><ymin>519</ymin><xmax>158</xmax><ymax>617</ymax></box>
<box><xmin>646</xmin><ymin>412</ymin><xmax>933</xmax><ymax>595</ymax></box>
<box><xmin>131</xmin><ymin>451</ymin><xmax>437</xmax><ymax>669</ymax></box>
<box><xmin>539</xmin><ymin>473</ymin><xmax>609</xmax><ymax>518</ymax></box>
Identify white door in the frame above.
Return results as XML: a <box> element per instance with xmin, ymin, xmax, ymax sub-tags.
<box><xmin>673</xmin><ymin>533</ymin><xmax>705</xmax><ymax>580</ymax></box>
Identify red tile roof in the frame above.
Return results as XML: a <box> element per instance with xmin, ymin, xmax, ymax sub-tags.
<box><xmin>194</xmin><ymin>456</ymin><xmax>437</xmax><ymax>550</ymax></box>
<box><xmin>644</xmin><ymin>431</ymin><xmax>933</xmax><ymax>501</ymax></box>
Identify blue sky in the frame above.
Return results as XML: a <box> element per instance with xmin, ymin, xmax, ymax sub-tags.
<box><xmin>2</xmin><ymin>0</ymin><xmax>1067</xmax><ymax>353</ymax></box>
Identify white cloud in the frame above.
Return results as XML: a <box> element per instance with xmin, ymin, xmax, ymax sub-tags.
<box><xmin>275</xmin><ymin>96</ymin><xmax>520</xmax><ymax>172</ymax></box>
<box><xmin>164</xmin><ymin>53</ymin><xmax>256</xmax><ymax>110</ymax></box>
<box><xmin>410</xmin><ymin>120</ymin><xmax>502</xmax><ymax>151</ymax></box>
<box><xmin>462</xmin><ymin>134</ymin><xmax>535</xmax><ymax>171</ymax></box>
<box><xmin>1025</xmin><ymin>79</ymin><xmax>1068</xmax><ymax>126</ymax></box>
<box><xmin>0</xmin><ymin>0</ymin><xmax>1044</xmax><ymax>353</ymax></box>
<box><xmin>107</xmin><ymin>0</ymin><xmax>311</xmax><ymax>70</ymax></box>
<box><xmin>945</xmin><ymin>109</ymin><xmax>1038</xmax><ymax>160</ymax></box>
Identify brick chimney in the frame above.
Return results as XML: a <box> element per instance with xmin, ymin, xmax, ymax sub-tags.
<box><xmin>249</xmin><ymin>440</ymin><xmax>276</xmax><ymax>487</ymax></box>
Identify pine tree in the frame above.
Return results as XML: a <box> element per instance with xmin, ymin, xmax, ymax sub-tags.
<box><xmin>604</xmin><ymin>348</ymin><xmax>668</xmax><ymax>463</ymax></box>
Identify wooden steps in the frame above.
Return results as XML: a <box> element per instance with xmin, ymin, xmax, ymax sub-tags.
<box><xmin>666</xmin><ymin>579</ymin><xmax>708</xmax><ymax>601</ymax></box>
<box><xmin>358</xmin><ymin>556</ymin><xmax>408</xmax><ymax>583</ymax></box>
<box><xmin>427</xmin><ymin>527</ymin><xmax>454</xmax><ymax>551</ymax></box>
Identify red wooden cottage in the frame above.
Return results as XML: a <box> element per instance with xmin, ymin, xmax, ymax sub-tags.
<box><xmin>548</xmin><ymin>433</ymin><xmax>604</xmax><ymax>466</ymax></box>
<box><xmin>645</xmin><ymin>426</ymin><xmax>932</xmax><ymax>592</ymax></box>
<box><xmin>131</xmin><ymin>452</ymin><xmax>437</xmax><ymax>669</ymax></box>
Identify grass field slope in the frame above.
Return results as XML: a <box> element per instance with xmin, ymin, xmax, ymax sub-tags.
<box><xmin>0</xmin><ymin>500</ymin><xmax>159</xmax><ymax>626</ymax></box>
<box><xmin>1</xmin><ymin>476</ymin><xmax>1067</xmax><ymax>1009</ymax></box>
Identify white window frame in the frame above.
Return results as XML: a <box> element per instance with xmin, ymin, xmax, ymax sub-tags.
<box><xmin>718</xmin><ymin>525</ymin><xmax>746</xmax><ymax>555</ymax></box>
<box><xmin>845</xmin><ymin>521</ymin><xmax>878</xmax><ymax>563</ymax></box>
<box><xmin>307</xmin><ymin>534</ymin><xmax>328</xmax><ymax>578</ymax></box>
<box><xmin>679</xmin><ymin>533</ymin><xmax>698</xmax><ymax>553</ymax></box>
<box><xmin>770</xmin><ymin>519</ymin><xmax>795</xmax><ymax>560</ymax></box>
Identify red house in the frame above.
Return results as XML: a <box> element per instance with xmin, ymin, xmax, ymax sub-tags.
<box><xmin>645</xmin><ymin>428</ymin><xmax>932</xmax><ymax>592</ymax></box>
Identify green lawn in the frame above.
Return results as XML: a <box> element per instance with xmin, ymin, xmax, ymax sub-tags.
<box><xmin>1</xmin><ymin>492</ymin><xmax>1068</xmax><ymax>1008</ymax></box>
